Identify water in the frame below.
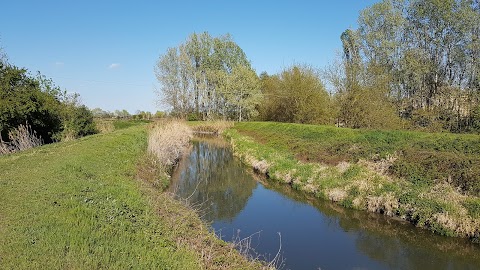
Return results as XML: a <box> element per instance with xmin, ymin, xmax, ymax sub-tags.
<box><xmin>169</xmin><ymin>138</ymin><xmax>480</xmax><ymax>270</ymax></box>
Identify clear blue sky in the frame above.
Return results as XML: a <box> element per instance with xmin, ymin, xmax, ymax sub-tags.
<box><xmin>1</xmin><ymin>0</ymin><xmax>378</xmax><ymax>113</ymax></box>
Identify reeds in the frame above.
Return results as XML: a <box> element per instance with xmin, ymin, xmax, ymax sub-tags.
<box><xmin>147</xmin><ymin>120</ymin><xmax>193</xmax><ymax>168</ymax></box>
<box><xmin>0</xmin><ymin>124</ymin><xmax>43</xmax><ymax>155</ymax></box>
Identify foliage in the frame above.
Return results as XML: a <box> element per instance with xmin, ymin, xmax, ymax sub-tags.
<box><xmin>221</xmin><ymin>65</ymin><xmax>262</xmax><ymax>121</ymax></box>
<box><xmin>332</xmin><ymin>0</ymin><xmax>480</xmax><ymax>132</ymax></box>
<box><xmin>91</xmin><ymin>107</ymin><xmax>113</xmax><ymax>118</ymax></box>
<box><xmin>155</xmin><ymin>32</ymin><xmax>260</xmax><ymax>121</ymax></box>
<box><xmin>114</xmin><ymin>109</ymin><xmax>131</xmax><ymax>119</ymax></box>
<box><xmin>154</xmin><ymin>110</ymin><xmax>166</xmax><ymax>118</ymax></box>
<box><xmin>0</xmin><ymin>63</ymin><xmax>63</xmax><ymax>143</ymax></box>
<box><xmin>133</xmin><ymin>110</ymin><xmax>152</xmax><ymax>120</ymax></box>
<box><xmin>0</xmin><ymin>60</ymin><xmax>97</xmax><ymax>145</ymax></box>
<box><xmin>259</xmin><ymin>65</ymin><xmax>332</xmax><ymax>124</ymax></box>
<box><xmin>58</xmin><ymin>101</ymin><xmax>96</xmax><ymax>140</ymax></box>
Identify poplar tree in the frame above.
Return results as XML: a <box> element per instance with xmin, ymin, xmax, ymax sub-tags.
<box><xmin>155</xmin><ymin>32</ymin><xmax>260</xmax><ymax>121</ymax></box>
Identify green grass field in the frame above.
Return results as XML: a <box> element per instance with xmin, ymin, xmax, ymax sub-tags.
<box><xmin>234</xmin><ymin>122</ymin><xmax>480</xmax><ymax>195</ymax></box>
<box><xmin>0</xmin><ymin>123</ymin><xmax>259</xmax><ymax>269</ymax></box>
<box><xmin>226</xmin><ymin>122</ymin><xmax>480</xmax><ymax>241</ymax></box>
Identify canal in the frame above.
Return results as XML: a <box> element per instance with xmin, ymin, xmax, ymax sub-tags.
<box><xmin>169</xmin><ymin>137</ymin><xmax>480</xmax><ymax>269</ymax></box>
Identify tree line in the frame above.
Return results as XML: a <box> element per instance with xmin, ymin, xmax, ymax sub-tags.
<box><xmin>332</xmin><ymin>0</ymin><xmax>480</xmax><ymax>132</ymax></box>
<box><xmin>0</xmin><ymin>50</ymin><xmax>96</xmax><ymax>144</ymax></box>
<box><xmin>156</xmin><ymin>0</ymin><xmax>479</xmax><ymax>133</ymax></box>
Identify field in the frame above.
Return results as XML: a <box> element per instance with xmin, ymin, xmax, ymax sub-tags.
<box><xmin>0</xmin><ymin>123</ymin><xmax>261</xmax><ymax>269</ymax></box>
<box><xmin>226</xmin><ymin>122</ymin><xmax>480</xmax><ymax>241</ymax></box>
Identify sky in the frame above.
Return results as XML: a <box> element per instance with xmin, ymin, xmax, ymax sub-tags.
<box><xmin>0</xmin><ymin>0</ymin><xmax>378</xmax><ymax>114</ymax></box>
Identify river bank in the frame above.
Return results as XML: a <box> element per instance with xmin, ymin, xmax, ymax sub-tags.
<box><xmin>224</xmin><ymin>122</ymin><xmax>480</xmax><ymax>242</ymax></box>
<box><xmin>0</xmin><ymin>122</ymin><xmax>264</xmax><ymax>269</ymax></box>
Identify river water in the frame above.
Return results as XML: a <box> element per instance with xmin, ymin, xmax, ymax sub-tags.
<box><xmin>169</xmin><ymin>137</ymin><xmax>480</xmax><ymax>270</ymax></box>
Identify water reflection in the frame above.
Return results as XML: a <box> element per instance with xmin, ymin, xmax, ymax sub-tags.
<box><xmin>170</xmin><ymin>137</ymin><xmax>480</xmax><ymax>270</ymax></box>
<box><xmin>170</xmin><ymin>137</ymin><xmax>257</xmax><ymax>222</ymax></box>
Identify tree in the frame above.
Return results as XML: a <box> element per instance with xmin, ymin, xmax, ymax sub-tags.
<box><xmin>91</xmin><ymin>108</ymin><xmax>111</xmax><ymax>118</ymax></box>
<box><xmin>154</xmin><ymin>32</ymin><xmax>253</xmax><ymax>120</ymax></box>
<box><xmin>221</xmin><ymin>65</ymin><xmax>262</xmax><ymax>121</ymax></box>
<box><xmin>327</xmin><ymin>28</ymin><xmax>401</xmax><ymax>129</ymax></box>
<box><xmin>259</xmin><ymin>65</ymin><xmax>332</xmax><ymax>124</ymax></box>
<box><xmin>336</xmin><ymin>0</ymin><xmax>480</xmax><ymax>131</ymax></box>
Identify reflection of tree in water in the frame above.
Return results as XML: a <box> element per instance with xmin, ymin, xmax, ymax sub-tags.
<box><xmin>261</xmin><ymin>180</ymin><xmax>480</xmax><ymax>269</ymax></box>
<box><xmin>170</xmin><ymin>138</ymin><xmax>257</xmax><ymax>222</ymax></box>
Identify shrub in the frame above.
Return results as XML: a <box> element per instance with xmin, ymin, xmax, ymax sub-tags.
<box><xmin>187</xmin><ymin>113</ymin><xmax>200</xmax><ymax>121</ymax></box>
<box><xmin>0</xmin><ymin>64</ymin><xmax>63</xmax><ymax>143</ymax></box>
<box><xmin>58</xmin><ymin>105</ymin><xmax>97</xmax><ymax>141</ymax></box>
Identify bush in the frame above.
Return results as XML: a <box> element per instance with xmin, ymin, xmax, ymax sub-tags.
<box><xmin>59</xmin><ymin>105</ymin><xmax>97</xmax><ymax>140</ymax></box>
<box><xmin>187</xmin><ymin>113</ymin><xmax>200</xmax><ymax>121</ymax></box>
<box><xmin>1</xmin><ymin>63</ymin><xmax>96</xmax><ymax>144</ymax></box>
<box><xmin>0</xmin><ymin>63</ymin><xmax>63</xmax><ymax>143</ymax></box>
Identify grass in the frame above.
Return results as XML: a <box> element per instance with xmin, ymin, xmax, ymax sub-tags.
<box><xmin>0</xmin><ymin>123</ymin><xmax>263</xmax><ymax>269</ymax></box>
<box><xmin>234</xmin><ymin>122</ymin><xmax>480</xmax><ymax>195</ymax></box>
<box><xmin>225</xmin><ymin>121</ymin><xmax>480</xmax><ymax>241</ymax></box>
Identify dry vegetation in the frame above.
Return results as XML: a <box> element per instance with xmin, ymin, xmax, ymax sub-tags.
<box><xmin>147</xmin><ymin>120</ymin><xmax>193</xmax><ymax>168</ymax></box>
<box><xmin>93</xmin><ymin>119</ymin><xmax>115</xmax><ymax>133</ymax></box>
<box><xmin>0</xmin><ymin>123</ymin><xmax>43</xmax><ymax>155</ymax></box>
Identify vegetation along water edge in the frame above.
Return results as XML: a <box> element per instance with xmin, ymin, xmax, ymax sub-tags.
<box><xmin>224</xmin><ymin>121</ymin><xmax>480</xmax><ymax>242</ymax></box>
<box><xmin>0</xmin><ymin>121</ymin><xmax>267</xmax><ymax>269</ymax></box>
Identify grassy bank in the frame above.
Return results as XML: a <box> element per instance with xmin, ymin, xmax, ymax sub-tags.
<box><xmin>0</xmin><ymin>123</ymin><xmax>261</xmax><ymax>269</ymax></box>
<box><xmin>225</xmin><ymin>122</ymin><xmax>480</xmax><ymax>241</ymax></box>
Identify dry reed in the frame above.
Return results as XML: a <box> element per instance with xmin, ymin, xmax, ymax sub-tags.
<box><xmin>147</xmin><ymin>120</ymin><xmax>193</xmax><ymax>168</ymax></box>
<box><xmin>0</xmin><ymin>124</ymin><xmax>43</xmax><ymax>155</ymax></box>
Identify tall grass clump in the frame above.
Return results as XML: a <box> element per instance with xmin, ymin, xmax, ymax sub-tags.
<box><xmin>0</xmin><ymin>123</ymin><xmax>43</xmax><ymax>155</ymax></box>
<box><xmin>148</xmin><ymin>120</ymin><xmax>192</xmax><ymax>169</ymax></box>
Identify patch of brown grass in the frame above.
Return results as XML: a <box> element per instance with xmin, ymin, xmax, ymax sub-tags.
<box><xmin>94</xmin><ymin>119</ymin><xmax>115</xmax><ymax>133</ymax></box>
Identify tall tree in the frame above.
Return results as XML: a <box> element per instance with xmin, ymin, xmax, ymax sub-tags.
<box><xmin>221</xmin><ymin>65</ymin><xmax>262</xmax><ymax>121</ymax></box>
<box><xmin>155</xmin><ymin>32</ymin><xmax>255</xmax><ymax>120</ymax></box>
<box><xmin>337</xmin><ymin>0</ymin><xmax>480</xmax><ymax>131</ymax></box>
